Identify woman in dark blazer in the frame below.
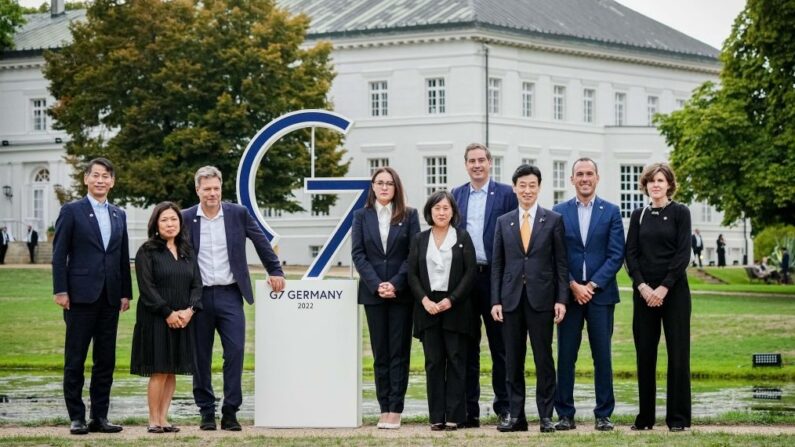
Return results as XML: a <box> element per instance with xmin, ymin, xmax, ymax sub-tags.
<box><xmin>408</xmin><ymin>190</ymin><xmax>477</xmax><ymax>430</ymax></box>
<box><xmin>351</xmin><ymin>167</ymin><xmax>420</xmax><ymax>429</ymax></box>
<box><xmin>716</xmin><ymin>234</ymin><xmax>727</xmax><ymax>267</ymax></box>
<box><xmin>625</xmin><ymin>163</ymin><xmax>692</xmax><ymax>432</ymax></box>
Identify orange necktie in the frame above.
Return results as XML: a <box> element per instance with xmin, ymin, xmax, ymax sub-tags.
<box><xmin>521</xmin><ymin>211</ymin><xmax>531</xmax><ymax>251</ymax></box>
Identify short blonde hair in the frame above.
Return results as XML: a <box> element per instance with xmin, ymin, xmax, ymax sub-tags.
<box><xmin>639</xmin><ymin>162</ymin><xmax>677</xmax><ymax>198</ymax></box>
<box><xmin>194</xmin><ymin>166</ymin><xmax>222</xmax><ymax>188</ymax></box>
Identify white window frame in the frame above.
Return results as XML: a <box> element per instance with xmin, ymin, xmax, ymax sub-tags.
<box><xmin>553</xmin><ymin>160</ymin><xmax>566</xmax><ymax>204</ymax></box>
<box><xmin>553</xmin><ymin>85</ymin><xmax>566</xmax><ymax>121</ymax></box>
<box><xmin>521</xmin><ymin>158</ymin><xmax>536</xmax><ymax>166</ymax></box>
<box><xmin>488</xmin><ymin>77</ymin><xmax>501</xmax><ymax>114</ymax></box>
<box><xmin>424</xmin><ymin>156</ymin><xmax>448</xmax><ymax>197</ymax></box>
<box><xmin>368</xmin><ymin>158</ymin><xmax>389</xmax><ymax>174</ymax></box>
<box><xmin>647</xmin><ymin>95</ymin><xmax>659</xmax><ymax>125</ymax></box>
<box><xmin>426</xmin><ymin>77</ymin><xmax>446</xmax><ymax>114</ymax></box>
<box><xmin>615</xmin><ymin>92</ymin><xmax>626</xmax><ymax>126</ymax></box>
<box><xmin>490</xmin><ymin>156</ymin><xmax>503</xmax><ymax>183</ymax></box>
<box><xmin>32</xmin><ymin>98</ymin><xmax>48</xmax><ymax>131</ymax></box>
<box><xmin>369</xmin><ymin>81</ymin><xmax>388</xmax><ymax>117</ymax></box>
<box><xmin>620</xmin><ymin>164</ymin><xmax>645</xmax><ymax>218</ymax></box>
<box><xmin>583</xmin><ymin>88</ymin><xmax>595</xmax><ymax>123</ymax></box>
<box><xmin>522</xmin><ymin>82</ymin><xmax>535</xmax><ymax>118</ymax></box>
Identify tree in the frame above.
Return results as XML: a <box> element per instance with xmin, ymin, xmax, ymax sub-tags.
<box><xmin>753</xmin><ymin>224</ymin><xmax>795</xmax><ymax>260</ymax></box>
<box><xmin>44</xmin><ymin>0</ymin><xmax>347</xmax><ymax>211</ymax></box>
<box><xmin>0</xmin><ymin>0</ymin><xmax>25</xmax><ymax>51</ymax></box>
<box><xmin>656</xmin><ymin>0</ymin><xmax>795</xmax><ymax>232</ymax></box>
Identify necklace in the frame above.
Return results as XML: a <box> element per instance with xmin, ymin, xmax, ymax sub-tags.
<box><xmin>649</xmin><ymin>199</ymin><xmax>672</xmax><ymax>215</ymax></box>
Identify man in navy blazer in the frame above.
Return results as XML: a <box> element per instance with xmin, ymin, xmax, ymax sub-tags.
<box><xmin>451</xmin><ymin>143</ymin><xmax>517</xmax><ymax>427</ymax></box>
<box><xmin>52</xmin><ymin>158</ymin><xmax>132</xmax><ymax>435</ymax></box>
<box><xmin>552</xmin><ymin>158</ymin><xmax>624</xmax><ymax>431</ymax></box>
<box><xmin>491</xmin><ymin>164</ymin><xmax>568</xmax><ymax>433</ymax></box>
<box><xmin>183</xmin><ymin>166</ymin><xmax>285</xmax><ymax>431</ymax></box>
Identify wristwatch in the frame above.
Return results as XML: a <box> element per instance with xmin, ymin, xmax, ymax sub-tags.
<box><xmin>588</xmin><ymin>281</ymin><xmax>599</xmax><ymax>290</ymax></box>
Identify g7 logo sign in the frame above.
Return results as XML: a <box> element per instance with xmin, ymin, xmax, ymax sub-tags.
<box><xmin>237</xmin><ymin>110</ymin><xmax>370</xmax><ymax>280</ymax></box>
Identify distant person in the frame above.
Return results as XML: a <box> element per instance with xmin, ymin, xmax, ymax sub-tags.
<box><xmin>351</xmin><ymin>167</ymin><xmax>420</xmax><ymax>429</ymax></box>
<box><xmin>691</xmin><ymin>229</ymin><xmax>703</xmax><ymax>267</ymax></box>
<box><xmin>26</xmin><ymin>225</ymin><xmax>38</xmax><ymax>263</ymax></box>
<box><xmin>183</xmin><ymin>166</ymin><xmax>285</xmax><ymax>431</ymax></box>
<box><xmin>52</xmin><ymin>157</ymin><xmax>132</xmax><ymax>435</ymax></box>
<box><xmin>130</xmin><ymin>202</ymin><xmax>203</xmax><ymax>434</ymax></box>
<box><xmin>716</xmin><ymin>234</ymin><xmax>726</xmax><ymax>267</ymax></box>
<box><xmin>407</xmin><ymin>190</ymin><xmax>477</xmax><ymax>431</ymax></box>
<box><xmin>782</xmin><ymin>248</ymin><xmax>790</xmax><ymax>284</ymax></box>
<box><xmin>625</xmin><ymin>162</ymin><xmax>692</xmax><ymax>432</ymax></box>
<box><xmin>0</xmin><ymin>226</ymin><xmax>12</xmax><ymax>264</ymax></box>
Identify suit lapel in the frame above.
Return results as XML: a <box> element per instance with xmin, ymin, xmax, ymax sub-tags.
<box><xmin>565</xmin><ymin>199</ymin><xmax>581</xmax><ymax>247</ymax></box>
<box><xmin>386</xmin><ymin>220</ymin><xmax>402</xmax><ymax>256</ymax></box>
<box><xmin>483</xmin><ymin>181</ymin><xmax>496</xmax><ymax>225</ymax></box>
<box><xmin>527</xmin><ymin>207</ymin><xmax>547</xmax><ymax>255</ymax></box>
<box><xmin>509</xmin><ymin>209</ymin><xmax>525</xmax><ymax>254</ymax></box>
<box><xmin>458</xmin><ymin>186</ymin><xmax>470</xmax><ymax>225</ymax></box>
<box><xmin>418</xmin><ymin>231</ymin><xmax>431</xmax><ymax>290</ymax></box>
<box><xmin>81</xmin><ymin>197</ymin><xmax>105</xmax><ymax>251</ymax></box>
<box><xmin>190</xmin><ymin>207</ymin><xmax>202</xmax><ymax>251</ymax></box>
<box><xmin>365</xmin><ymin>208</ymin><xmax>385</xmax><ymax>256</ymax></box>
<box><xmin>585</xmin><ymin>197</ymin><xmax>605</xmax><ymax>249</ymax></box>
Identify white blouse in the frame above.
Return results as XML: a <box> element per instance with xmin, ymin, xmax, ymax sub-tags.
<box><xmin>375</xmin><ymin>202</ymin><xmax>392</xmax><ymax>252</ymax></box>
<box><xmin>426</xmin><ymin>227</ymin><xmax>457</xmax><ymax>292</ymax></box>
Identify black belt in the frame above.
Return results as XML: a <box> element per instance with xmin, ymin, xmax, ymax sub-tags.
<box><xmin>477</xmin><ymin>264</ymin><xmax>490</xmax><ymax>273</ymax></box>
<box><xmin>203</xmin><ymin>283</ymin><xmax>238</xmax><ymax>291</ymax></box>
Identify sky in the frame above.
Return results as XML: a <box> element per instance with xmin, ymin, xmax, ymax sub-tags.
<box><xmin>18</xmin><ymin>0</ymin><xmax>747</xmax><ymax>51</ymax></box>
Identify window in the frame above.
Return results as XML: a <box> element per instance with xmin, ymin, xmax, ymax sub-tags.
<box><xmin>262</xmin><ymin>208</ymin><xmax>282</xmax><ymax>218</ymax></box>
<box><xmin>32</xmin><ymin>98</ymin><xmax>47</xmax><ymax>131</ymax></box>
<box><xmin>311</xmin><ymin>195</ymin><xmax>331</xmax><ymax>216</ymax></box>
<box><xmin>615</xmin><ymin>92</ymin><xmax>626</xmax><ymax>126</ymax></box>
<box><xmin>676</xmin><ymin>98</ymin><xmax>686</xmax><ymax>109</ymax></box>
<box><xmin>583</xmin><ymin>88</ymin><xmax>595</xmax><ymax>123</ymax></box>
<box><xmin>309</xmin><ymin>245</ymin><xmax>321</xmax><ymax>258</ymax></box>
<box><xmin>553</xmin><ymin>85</ymin><xmax>566</xmax><ymax>120</ymax></box>
<box><xmin>368</xmin><ymin>158</ymin><xmax>389</xmax><ymax>174</ymax></box>
<box><xmin>647</xmin><ymin>95</ymin><xmax>659</xmax><ymax>125</ymax></box>
<box><xmin>522</xmin><ymin>82</ymin><xmax>535</xmax><ymax>118</ymax></box>
<box><xmin>553</xmin><ymin>161</ymin><xmax>566</xmax><ymax>205</ymax></box>
<box><xmin>490</xmin><ymin>156</ymin><xmax>503</xmax><ymax>183</ymax></box>
<box><xmin>369</xmin><ymin>81</ymin><xmax>388</xmax><ymax>117</ymax></box>
<box><xmin>488</xmin><ymin>78</ymin><xmax>501</xmax><ymax>114</ymax></box>
<box><xmin>426</xmin><ymin>78</ymin><xmax>446</xmax><ymax>114</ymax></box>
<box><xmin>424</xmin><ymin>156</ymin><xmax>447</xmax><ymax>196</ymax></box>
<box><xmin>620</xmin><ymin>165</ymin><xmax>645</xmax><ymax>218</ymax></box>
<box><xmin>521</xmin><ymin>158</ymin><xmax>536</xmax><ymax>166</ymax></box>
<box><xmin>34</xmin><ymin>168</ymin><xmax>50</xmax><ymax>182</ymax></box>
<box><xmin>701</xmin><ymin>202</ymin><xmax>713</xmax><ymax>223</ymax></box>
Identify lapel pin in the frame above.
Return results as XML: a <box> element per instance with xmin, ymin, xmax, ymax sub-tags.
<box><xmin>539</xmin><ymin>217</ymin><xmax>545</xmax><ymax>223</ymax></box>
<box><xmin>599</xmin><ymin>206</ymin><xmax>604</xmax><ymax>210</ymax></box>
<box><xmin>510</xmin><ymin>222</ymin><xmax>514</xmax><ymax>226</ymax></box>
<box><xmin>664</xmin><ymin>216</ymin><xmax>668</xmax><ymax>221</ymax></box>
<box><xmin>459</xmin><ymin>244</ymin><xmax>463</xmax><ymax>248</ymax></box>
<box><xmin>89</xmin><ymin>213</ymin><xmax>94</xmax><ymax>218</ymax></box>
<box><xmin>193</xmin><ymin>219</ymin><xmax>197</xmax><ymax>223</ymax></box>
<box><xmin>490</xmin><ymin>191</ymin><xmax>494</xmax><ymax>195</ymax></box>
<box><xmin>398</xmin><ymin>222</ymin><xmax>403</xmax><ymax>226</ymax></box>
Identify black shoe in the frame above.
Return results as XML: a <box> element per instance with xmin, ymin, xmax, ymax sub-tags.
<box><xmin>162</xmin><ymin>425</ymin><xmax>180</xmax><ymax>433</ymax></box>
<box><xmin>430</xmin><ymin>423</ymin><xmax>445</xmax><ymax>431</ymax></box>
<box><xmin>669</xmin><ymin>426</ymin><xmax>686</xmax><ymax>432</ymax></box>
<box><xmin>460</xmin><ymin>417</ymin><xmax>480</xmax><ymax>428</ymax></box>
<box><xmin>497</xmin><ymin>417</ymin><xmax>528</xmax><ymax>432</ymax></box>
<box><xmin>200</xmin><ymin>413</ymin><xmax>217</xmax><ymax>431</ymax></box>
<box><xmin>555</xmin><ymin>416</ymin><xmax>576</xmax><ymax>431</ymax></box>
<box><xmin>497</xmin><ymin>412</ymin><xmax>511</xmax><ymax>426</ymax></box>
<box><xmin>630</xmin><ymin>424</ymin><xmax>653</xmax><ymax>430</ymax></box>
<box><xmin>595</xmin><ymin>417</ymin><xmax>614</xmax><ymax>431</ymax></box>
<box><xmin>147</xmin><ymin>425</ymin><xmax>164</xmax><ymax>434</ymax></box>
<box><xmin>539</xmin><ymin>417</ymin><xmax>556</xmax><ymax>433</ymax></box>
<box><xmin>221</xmin><ymin>413</ymin><xmax>242</xmax><ymax>431</ymax></box>
<box><xmin>87</xmin><ymin>417</ymin><xmax>123</xmax><ymax>433</ymax></box>
<box><xmin>69</xmin><ymin>420</ymin><xmax>88</xmax><ymax>435</ymax></box>
<box><xmin>444</xmin><ymin>422</ymin><xmax>458</xmax><ymax>431</ymax></box>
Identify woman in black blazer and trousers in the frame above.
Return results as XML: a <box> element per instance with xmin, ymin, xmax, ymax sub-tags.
<box><xmin>351</xmin><ymin>167</ymin><xmax>420</xmax><ymax>429</ymax></box>
<box><xmin>408</xmin><ymin>190</ymin><xmax>477</xmax><ymax>430</ymax></box>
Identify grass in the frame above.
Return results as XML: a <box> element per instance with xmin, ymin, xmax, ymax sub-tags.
<box><xmin>0</xmin><ymin>268</ymin><xmax>794</xmax><ymax>380</ymax></box>
<box><xmin>615</xmin><ymin>267</ymin><xmax>795</xmax><ymax>294</ymax></box>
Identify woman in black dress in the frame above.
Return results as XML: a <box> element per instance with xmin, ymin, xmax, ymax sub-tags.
<box><xmin>716</xmin><ymin>234</ymin><xmax>726</xmax><ymax>267</ymax></box>
<box><xmin>625</xmin><ymin>163</ymin><xmax>691</xmax><ymax>432</ymax></box>
<box><xmin>131</xmin><ymin>202</ymin><xmax>202</xmax><ymax>433</ymax></box>
<box><xmin>407</xmin><ymin>191</ymin><xmax>477</xmax><ymax>430</ymax></box>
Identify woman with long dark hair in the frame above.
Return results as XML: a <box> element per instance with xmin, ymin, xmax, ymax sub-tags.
<box><xmin>351</xmin><ymin>167</ymin><xmax>420</xmax><ymax>429</ymax></box>
<box><xmin>130</xmin><ymin>201</ymin><xmax>203</xmax><ymax>433</ymax></box>
<box><xmin>716</xmin><ymin>234</ymin><xmax>726</xmax><ymax>267</ymax></box>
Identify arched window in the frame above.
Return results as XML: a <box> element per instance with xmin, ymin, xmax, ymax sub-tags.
<box><xmin>34</xmin><ymin>169</ymin><xmax>50</xmax><ymax>183</ymax></box>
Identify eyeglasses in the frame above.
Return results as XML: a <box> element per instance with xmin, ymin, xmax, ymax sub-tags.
<box><xmin>373</xmin><ymin>181</ymin><xmax>395</xmax><ymax>188</ymax></box>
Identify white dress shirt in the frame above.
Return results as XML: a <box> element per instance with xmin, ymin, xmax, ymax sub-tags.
<box><xmin>87</xmin><ymin>194</ymin><xmax>111</xmax><ymax>250</ymax></box>
<box><xmin>375</xmin><ymin>201</ymin><xmax>392</xmax><ymax>253</ymax></box>
<box><xmin>576</xmin><ymin>197</ymin><xmax>595</xmax><ymax>281</ymax></box>
<box><xmin>466</xmin><ymin>180</ymin><xmax>489</xmax><ymax>264</ymax></box>
<box><xmin>426</xmin><ymin>227</ymin><xmax>457</xmax><ymax>292</ymax></box>
<box><xmin>196</xmin><ymin>205</ymin><xmax>235</xmax><ymax>286</ymax></box>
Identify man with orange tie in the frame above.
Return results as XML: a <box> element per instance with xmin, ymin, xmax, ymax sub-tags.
<box><xmin>490</xmin><ymin>164</ymin><xmax>568</xmax><ymax>433</ymax></box>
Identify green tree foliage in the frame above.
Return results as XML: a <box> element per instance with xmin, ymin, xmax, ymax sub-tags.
<box><xmin>754</xmin><ymin>224</ymin><xmax>795</xmax><ymax>260</ymax></box>
<box><xmin>0</xmin><ymin>0</ymin><xmax>25</xmax><ymax>51</ymax></box>
<box><xmin>656</xmin><ymin>0</ymin><xmax>795</xmax><ymax>232</ymax></box>
<box><xmin>44</xmin><ymin>0</ymin><xmax>347</xmax><ymax>211</ymax></box>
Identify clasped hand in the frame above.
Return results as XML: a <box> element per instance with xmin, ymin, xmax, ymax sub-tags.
<box><xmin>378</xmin><ymin>282</ymin><xmax>396</xmax><ymax>299</ymax></box>
<box><xmin>422</xmin><ymin>296</ymin><xmax>451</xmax><ymax>315</ymax></box>
<box><xmin>166</xmin><ymin>308</ymin><xmax>194</xmax><ymax>329</ymax></box>
<box><xmin>639</xmin><ymin>283</ymin><xmax>668</xmax><ymax>307</ymax></box>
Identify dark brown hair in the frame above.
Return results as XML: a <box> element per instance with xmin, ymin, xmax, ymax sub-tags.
<box><xmin>464</xmin><ymin>142</ymin><xmax>492</xmax><ymax>161</ymax></box>
<box><xmin>145</xmin><ymin>201</ymin><xmax>191</xmax><ymax>259</ymax></box>
<box><xmin>365</xmin><ymin>167</ymin><xmax>408</xmax><ymax>225</ymax></box>
<box><xmin>639</xmin><ymin>162</ymin><xmax>677</xmax><ymax>198</ymax></box>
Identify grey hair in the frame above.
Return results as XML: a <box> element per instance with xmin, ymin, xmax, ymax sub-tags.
<box><xmin>194</xmin><ymin>166</ymin><xmax>223</xmax><ymax>188</ymax></box>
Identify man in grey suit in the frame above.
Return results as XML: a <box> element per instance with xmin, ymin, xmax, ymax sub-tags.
<box><xmin>491</xmin><ymin>164</ymin><xmax>568</xmax><ymax>433</ymax></box>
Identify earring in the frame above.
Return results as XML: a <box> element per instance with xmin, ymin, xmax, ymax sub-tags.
<box><xmin>155</xmin><ymin>231</ymin><xmax>159</xmax><ymax>236</ymax></box>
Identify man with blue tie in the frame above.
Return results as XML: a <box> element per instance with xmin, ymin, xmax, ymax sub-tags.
<box><xmin>52</xmin><ymin>158</ymin><xmax>132</xmax><ymax>435</ymax></box>
<box><xmin>451</xmin><ymin>143</ymin><xmax>517</xmax><ymax>428</ymax></box>
<box><xmin>183</xmin><ymin>166</ymin><xmax>285</xmax><ymax>431</ymax></box>
<box><xmin>552</xmin><ymin>158</ymin><xmax>624</xmax><ymax>431</ymax></box>
<box><xmin>491</xmin><ymin>164</ymin><xmax>568</xmax><ymax>433</ymax></box>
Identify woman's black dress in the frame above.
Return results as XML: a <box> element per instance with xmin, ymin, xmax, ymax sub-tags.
<box><xmin>130</xmin><ymin>243</ymin><xmax>203</xmax><ymax>376</ymax></box>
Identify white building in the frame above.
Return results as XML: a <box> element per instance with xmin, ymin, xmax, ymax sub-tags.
<box><xmin>0</xmin><ymin>0</ymin><xmax>751</xmax><ymax>267</ymax></box>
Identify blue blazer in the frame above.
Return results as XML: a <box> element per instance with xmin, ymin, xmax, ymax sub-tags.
<box><xmin>553</xmin><ymin>197</ymin><xmax>625</xmax><ymax>305</ymax></box>
<box><xmin>491</xmin><ymin>206</ymin><xmax>569</xmax><ymax>312</ymax></box>
<box><xmin>451</xmin><ymin>180</ymin><xmax>517</xmax><ymax>264</ymax></box>
<box><xmin>351</xmin><ymin>207</ymin><xmax>421</xmax><ymax>305</ymax></box>
<box><xmin>52</xmin><ymin>197</ymin><xmax>132</xmax><ymax>306</ymax></box>
<box><xmin>183</xmin><ymin>202</ymin><xmax>283</xmax><ymax>304</ymax></box>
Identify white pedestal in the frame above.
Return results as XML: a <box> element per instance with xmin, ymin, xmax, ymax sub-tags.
<box><xmin>254</xmin><ymin>279</ymin><xmax>361</xmax><ymax>427</ymax></box>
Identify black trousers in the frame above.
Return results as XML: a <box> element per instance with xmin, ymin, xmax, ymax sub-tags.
<box><xmin>421</xmin><ymin>318</ymin><xmax>468</xmax><ymax>424</ymax></box>
<box><xmin>27</xmin><ymin>243</ymin><xmax>36</xmax><ymax>263</ymax></box>
<box><xmin>503</xmin><ymin>295</ymin><xmax>556</xmax><ymax>420</ymax></box>
<box><xmin>632</xmin><ymin>278</ymin><xmax>691</xmax><ymax>428</ymax></box>
<box><xmin>0</xmin><ymin>243</ymin><xmax>7</xmax><ymax>264</ymax></box>
<box><xmin>63</xmin><ymin>293</ymin><xmax>119</xmax><ymax>421</ymax></box>
<box><xmin>364</xmin><ymin>301</ymin><xmax>413</xmax><ymax>413</ymax></box>
<box><xmin>465</xmin><ymin>265</ymin><xmax>509</xmax><ymax>419</ymax></box>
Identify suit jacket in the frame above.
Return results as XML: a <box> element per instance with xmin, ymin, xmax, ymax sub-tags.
<box><xmin>183</xmin><ymin>202</ymin><xmax>283</xmax><ymax>304</ymax></box>
<box><xmin>491</xmin><ymin>206</ymin><xmax>569</xmax><ymax>312</ymax></box>
<box><xmin>407</xmin><ymin>228</ymin><xmax>477</xmax><ymax>338</ymax></box>
<box><xmin>28</xmin><ymin>229</ymin><xmax>38</xmax><ymax>246</ymax></box>
<box><xmin>691</xmin><ymin>234</ymin><xmax>703</xmax><ymax>252</ymax></box>
<box><xmin>553</xmin><ymin>197</ymin><xmax>624</xmax><ymax>306</ymax></box>
<box><xmin>52</xmin><ymin>197</ymin><xmax>132</xmax><ymax>306</ymax></box>
<box><xmin>351</xmin><ymin>206</ymin><xmax>421</xmax><ymax>305</ymax></box>
<box><xmin>451</xmin><ymin>180</ymin><xmax>518</xmax><ymax>263</ymax></box>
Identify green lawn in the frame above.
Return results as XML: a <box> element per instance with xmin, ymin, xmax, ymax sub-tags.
<box><xmin>0</xmin><ymin>268</ymin><xmax>793</xmax><ymax>380</ymax></box>
<box><xmin>616</xmin><ymin>267</ymin><xmax>795</xmax><ymax>294</ymax></box>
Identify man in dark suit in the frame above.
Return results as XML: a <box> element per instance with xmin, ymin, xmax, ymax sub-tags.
<box><xmin>491</xmin><ymin>164</ymin><xmax>568</xmax><ymax>433</ymax></box>
<box><xmin>552</xmin><ymin>158</ymin><xmax>624</xmax><ymax>431</ymax></box>
<box><xmin>26</xmin><ymin>225</ymin><xmax>39</xmax><ymax>263</ymax></box>
<box><xmin>52</xmin><ymin>157</ymin><xmax>132</xmax><ymax>435</ymax></box>
<box><xmin>691</xmin><ymin>229</ymin><xmax>703</xmax><ymax>267</ymax></box>
<box><xmin>184</xmin><ymin>166</ymin><xmax>285</xmax><ymax>431</ymax></box>
<box><xmin>782</xmin><ymin>248</ymin><xmax>790</xmax><ymax>284</ymax></box>
<box><xmin>0</xmin><ymin>226</ymin><xmax>11</xmax><ymax>264</ymax></box>
<box><xmin>451</xmin><ymin>143</ymin><xmax>517</xmax><ymax>427</ymax></box>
